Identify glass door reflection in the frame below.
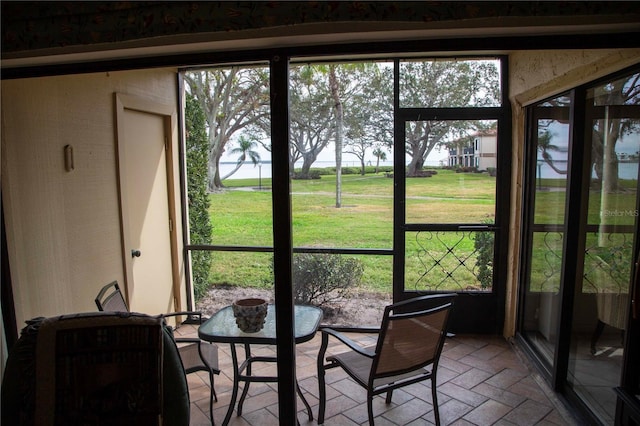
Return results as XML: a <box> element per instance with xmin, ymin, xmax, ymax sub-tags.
<box><xmin>521</xmin><ymin>94</ymin><xmax>572</xmax><ymax>368</ymax></box>
<box><xmin>567</xmin><ymin>71</ymin><xmax>640</xmax><ymax>425</ymax></box>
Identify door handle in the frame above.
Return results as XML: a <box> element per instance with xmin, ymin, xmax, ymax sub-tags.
<box><xmin>131</xmin><ymin>249</ymin><xmax>141</xmax><ymax>258</ymax></box>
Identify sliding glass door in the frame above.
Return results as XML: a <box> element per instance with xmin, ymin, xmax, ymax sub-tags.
<box><xmin>520</xmin><ymin>93</ymin><xmax>572</xmax><ymax>369</ymax></box>
<box><xmin>520</xmin><ymin>66</ymin><xmax>640</xmax><ymax>424</ymax></box>
<box><xmin>567</xmin><ymin>70</ymin><xmax>640</xmax><ymax>424</ymax></box>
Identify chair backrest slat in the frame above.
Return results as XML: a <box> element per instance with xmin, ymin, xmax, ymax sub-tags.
<box><xmin>373</xmin><ymin>295</ymin><xmax>454</xmax><ymax>378</ymax></box>
<box><xmin>95</xmin><ymin>281</ymin><xmax>129</xmax><ymax>312</ymax></box>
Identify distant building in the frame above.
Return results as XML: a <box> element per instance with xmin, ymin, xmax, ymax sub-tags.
<box><xmin>448</xmin><ymin>128</ymin><xmax>497</xmax><ymax>170</ymax></box>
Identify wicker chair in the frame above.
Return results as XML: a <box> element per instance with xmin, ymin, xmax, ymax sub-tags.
<box><xmin>1</xmin><ymin>312</ymin><xmax>190</xmax><ymax>425</ymax></box>
<box><xmin>95</xmin><ymin>281</ymin><xmax>219</xmax><ymax>424</ymax></box>
<box><xmin>317</xmin><ymin>294</ymin><xmax>456</xmax><ymax>425</ymax></box>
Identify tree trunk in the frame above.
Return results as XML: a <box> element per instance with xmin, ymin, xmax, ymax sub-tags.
<box><xmin>220</xmin><ymin>158</ymin><xmax>244</xmax><ymax>180</ymax></box>
<box><xmin>406</xmin><ymin>131</ymin><xmax>429</xmax><ymax>176</ymax></box>
<box><xmin>600</xmin><ymin>80</ymin><xmax>625</xmax><ymax>192</ymax></box>
<box><xmin>598</xmin><ymin>111</ymin><xmax>621</xmax><ymax>246</ymax></box>
<box><xmin>406</xmin><ymin>155</ymin><xmax>423</xmax><ymax>176</ymax></box>
<box><xmin>603</xmin><ymin>117</ymin><xmax>621</xmax><ymax>193</ymax></box>
<box><xmin>299</xmin><ymin>152</ymin><xmax>317</xmax><ymax>177</ymax></box>
<box><xmin>289</xmin><ymin>157</ymin><xmax>296</xmax><ymax>176</ymax></box>
<box><xmin>329</xmin><ymin>66</ymin><xmax>343</xmax><ymax>208</ymax></box>
<box><xmin>208</xmin><ymin>138</ymin><xmax>225</xmax><ymax>191</ymax></box>
<box><xmin>208</xmin><ymin>155</ymin><xmax>222</xmax><ymax>191</ymax></box>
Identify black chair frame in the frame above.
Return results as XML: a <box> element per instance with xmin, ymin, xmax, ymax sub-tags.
<box><xmin>317</xmin><ymin>294</ymin><xmax>456</xmax><ymax>425</ymax></box>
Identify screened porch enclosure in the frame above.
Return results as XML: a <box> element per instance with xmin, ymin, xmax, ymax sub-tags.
<box><xmin>184</xmin><ymin>56</ymin><xmax>509</xmax><ymax>335</ymax></box>
<box><xmin>2</xmin><ymin>4</ymin><xmax>639</xmax><ymax>423</ymax></box>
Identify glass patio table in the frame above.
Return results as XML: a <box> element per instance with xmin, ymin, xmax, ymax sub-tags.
<box><xmin>198</xmin><ymin>304</ymin><xmax>323</xmax><ymax>425</ymax></box>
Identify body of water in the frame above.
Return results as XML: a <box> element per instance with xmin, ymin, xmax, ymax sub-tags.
<box><xmin>219</xmin><ymin>160</ymin><xmax>396</xmax><ymax>180</ymax></box>
<box><xmin>537</xmin><ymin>161</ymin><xmax>639</xmax><ymax>180</ymax></box>
<box><xmin>219</xmin><ymin>160</ymin><xmax>639</xmax><ymax>181</ymax></box>
<box><xmin>220</xmin><ymin>162</ymin><xmax>272</xmax><ymax>180</ymax></box>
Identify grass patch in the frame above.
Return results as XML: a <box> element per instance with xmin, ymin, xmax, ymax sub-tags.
<box><xmin>195</xmin><ymin>168</ymin><xmax>637</xmax><ymax>296</ymax></box>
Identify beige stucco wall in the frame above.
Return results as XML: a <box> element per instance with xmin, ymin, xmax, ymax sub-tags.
<box><xmin>510</xmin><ymin>49</ymin><xmax>640</xmax><ymax>106</ymax></box>
<box><xmin>1</xmin><ymin>68</ymin><xmax>187</xmax><ymax>330</ymax></box>
<box><xmin>503</xmin><ymin>48</ymin><xmax>640</xmax><ymax>337</ymax></box>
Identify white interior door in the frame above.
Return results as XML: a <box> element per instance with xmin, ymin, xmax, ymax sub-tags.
<box><xmin>116</xmin><ymin>94</ymin><xmax>178</xmax><ymax>315</ymax></box>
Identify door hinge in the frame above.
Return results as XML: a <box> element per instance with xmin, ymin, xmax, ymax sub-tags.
<box><xmin>165</xmin><ymin>137</ymin><xmax>169</xmax><ymax>151</ymax></box>
<box><xmin>169</xmin><ymin>218</ymin><xmax>173</xmax><ymax>232</ymax></box>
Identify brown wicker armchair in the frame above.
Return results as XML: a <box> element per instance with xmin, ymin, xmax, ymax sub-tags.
<box><xmin>317</xmin><ymin>294</ymin><xmax>456</xmax><ymax>425</ymax></box>
<box><xmin>95</xmin><ymin>281</ymin><xmax>219</xmax><ymax>424</ymax></box>
<box><xmin>2</xmin><ymin>312</ymin><xmax>190</xmax><ymax>425</ymax></box>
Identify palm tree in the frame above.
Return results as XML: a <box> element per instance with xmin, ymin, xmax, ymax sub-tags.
<box><xmin>537</xmin><ymin>130</ymin><xmax>566</xmax><ymax>175</ymax></box>
<box><xmin>372</xmin><ymin>147</ymin><xmax>387</xmax><ymax>174</ymax></box>
<box><xmin>221</xmin><ymin>136</ymin><xmax>261</xmax><ymax>180</ymax></box>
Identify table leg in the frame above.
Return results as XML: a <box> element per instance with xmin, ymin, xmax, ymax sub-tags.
<box><xmin>222</xmin><ymin>343</ymin><xmax>240</xmax><ymax>426</ymax></box>
<box><xmin>296</xmin><ymin>379</ymin><xmax>313</xmax><ymax>421</ymax></box>
<box><xmin>221</xmin><ymin>341</ymin><xmax>313</xmax><ymax>424</ymax></box>
<box><xmin>237</xmin><ymin>343</ymin><xmax>252</xmax><ymax>415</ymax></box>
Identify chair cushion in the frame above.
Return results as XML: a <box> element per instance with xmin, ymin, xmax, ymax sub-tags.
<box><xmin>330</xmin><ymin>346</ymin><xmax>433</xmax><ymax>390</ymax></box>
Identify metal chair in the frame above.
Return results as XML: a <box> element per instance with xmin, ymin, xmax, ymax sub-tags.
<box><xmin>94</xmin><ymin>280</ymin><xmax>128</xmax><ymax>311</ymax></box>
<box><xmin>317</xmin><ymin>294</ymin><xmax>456</xmax><ymax>425</ymax></box>
<box><xmin>95</xmin><ymin>281</ymin><xmax>220</xmax><ymax>424</ymax></box>
<box><xmin>1</xmin><ymin>312</ymin><xmax>190</xmax><ymax>425</ymax></box>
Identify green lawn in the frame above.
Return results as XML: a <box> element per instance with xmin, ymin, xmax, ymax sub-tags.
<box><xmin>200</xmin><ymin>168</ymin><xmax>637</xmax><ymax>294</ymax></box>
<box><xmin>205</xmin><ymin>169</ymin><xmax>498</xmax><ymax>292</ymax></box>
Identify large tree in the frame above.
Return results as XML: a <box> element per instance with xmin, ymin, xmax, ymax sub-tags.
<box><xmin>184</xmin><ymin>67</ymin><xmax>269</xmax><ymax>191</ymax></box>
<box><xmin>537</xmin><ymin>72</ymin><xmax>640</xmax><ymax>191</ymax></box>
<box><xmin>292</xmin><ymin>62</ymin><xmax>379</xmax><ymax>206</ymax></box>
<box><xmin>399</xmin><ymin>59</ymin><xmax>500</xmax><ymax>176</ymax></box>
<box><xmin>591</xmin><ymin>73</ymin><xmax>640</xmax><ymax>192</ymax></box>
<box><xmin>288</xmin><ymin>65</ymin><xmax>335</xmax><ymax>176</ymax></box>
<box><xmin>184</xmin><ymin>59</ymin><xmax>502</xmax><ymax>188</ymax></box>
<box><xmin>344</xmin><ymin>64</ymin><xmax>393</xmax><ymax>176</ymax></box>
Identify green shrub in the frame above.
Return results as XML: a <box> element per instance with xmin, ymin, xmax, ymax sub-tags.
<box><xmin>340</xmin><ymin>167</ymin><xmax>358</xmax><ymax>175</ymax></box>
<box><xmin>314</xmin><ymin>168</ymin><xmax>334</xmax><ymax>176</ymax></box>
<box><xmin>292</xmin><ymin>253</ymin><xmax>364</xmax><ymax>306</ymax></box>
<box><xmin>185</xmin><ymin>93</ymin><xmax>213</xmax><ymax>300</ymax></box>
<box><xmin>473</xmin><ymin>222</ymin><xmax>494</xmax><ymax>289</ymax></box>
<box><xmin>455</xmin><ymin>166</ymin><xmax>478</xmax><ymax>173</ymax></box>
<box><xmin>291</xmin><ymin>170</ymin><xmax>322</xmax><ymax>179</ymax></box>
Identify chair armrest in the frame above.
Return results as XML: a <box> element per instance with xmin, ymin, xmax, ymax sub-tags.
<box><xmin>162</xmin><ymin>311</ymin><xmax>206</xmax><ymax>325</ymax></box>
<box><xmin>320</xmin><ymin>325</ymin><xmax>380</xmax><ymax>334</ymax></box>
<box><xmin>174</xmin><ymin>337</ymin><xmax>202</xmax><ymax>344</ymax></box>
<box><xmin>163</xmin><ymin>311</ymin><xmax>202</xmax><ymax>318</ymax></box>
<box><xmin>320</xmin><ymin>327</ymin><xmax>376</xmax><ymax>358</ymax></box>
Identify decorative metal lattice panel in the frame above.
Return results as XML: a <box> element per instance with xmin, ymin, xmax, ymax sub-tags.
<box><xmin>583</xmin><ymin>231</ymin><xmax>633</xmax><ymax>294</ymax></box>
<box><xmin>407</xmin><ymin>230</ymin><xmax>494</xmax><ymax>292</ymax></box>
